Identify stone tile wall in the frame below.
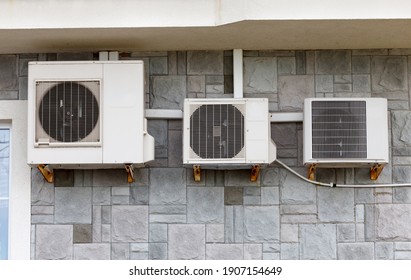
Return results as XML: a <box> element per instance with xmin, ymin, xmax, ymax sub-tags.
<box><xmin>2</xmin><ymin>49</ymin><xmax>411</xmax><ymax>259</ymax></box>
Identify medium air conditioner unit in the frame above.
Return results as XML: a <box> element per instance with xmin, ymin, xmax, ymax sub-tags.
<box><xmin>183</xmin><ymin>98</ymin><xmax>276</xmax><ymax>181</ymax></box>
<box><xmin>27</xmin><ymin>61</ymin><xmax>154</xmax><ymax>178</ymax></box>
<box><xmin>303</xmin><ymin>98</ymin><xmax>389</xmax><ymax>179</ymax></box>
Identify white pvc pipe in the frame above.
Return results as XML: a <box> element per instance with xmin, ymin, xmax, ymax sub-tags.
<box><xmin>233</xmin><ymin>49</ymin><xmax>243</xmax><ymax>99</ymax></box>
<box><xmin>145</xmin><ymin>109</ymin><xmax>183</xmax><ymax>119</ymax></box>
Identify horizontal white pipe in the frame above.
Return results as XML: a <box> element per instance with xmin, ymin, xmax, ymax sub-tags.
<box><xmin>270</xmin><ymin>112</ymin><xmax>304</xmax><ymax>123</ymax></box>
<box><xmin>145</xmin><ymin>109</ymin><xmax>183</xmax><ymax>119</ymax></box>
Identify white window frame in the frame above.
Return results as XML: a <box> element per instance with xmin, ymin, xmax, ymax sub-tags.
<box><xmin>0</xmin><ymin>123</ymin><xmax>11</xmax><ymax>259</ymax></box>
<box><xmin>0</xmin><ymin>100</ymin><xmax>30</xmax><ymax>259</ymax></box>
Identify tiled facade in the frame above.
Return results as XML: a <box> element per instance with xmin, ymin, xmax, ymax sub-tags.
<box><xmin>2</xmin><ymin>49</ymin><xmax>411</xmax><ymax>259</ymax></box>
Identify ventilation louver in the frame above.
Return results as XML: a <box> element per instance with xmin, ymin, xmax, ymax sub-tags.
<box><xmin>304</xmin><ymin>98</ymin><xmax>388</xmax><ymax>167</ymax></box>
<box><xmin>36</xmin><ymin>81</ymin><xmax>100</xmax><ymax>145</ymax></box>
<box><xmin>190</xmin><ymin>103</ymin><xmax>245</xmax><ymax>159</ymax></box>
<box><xmin>183</xmin><ymin>98</ymin><xmax>276</xmax><ymax>167</ymax></box>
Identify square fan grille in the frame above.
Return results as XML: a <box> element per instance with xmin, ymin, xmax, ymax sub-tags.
<box><xmin>35</xmin><ymin>80</ymin><xmax>101</xmax><ymax>144</ymax></box>
<box><xmin>189</xmin><ymin>103</ymin><xmax>245</xmax><ymax>159</ymax></box>
<box><xmin>311</xmin><ymin>100</ymin><xmax>367</xmax><ymax>158</ymax></box>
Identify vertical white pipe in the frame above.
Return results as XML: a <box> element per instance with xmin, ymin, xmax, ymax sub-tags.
<box><xmin>233</xmin><ymin>49</ymin><xmax>243</xmax><ymax>99</ymax></box>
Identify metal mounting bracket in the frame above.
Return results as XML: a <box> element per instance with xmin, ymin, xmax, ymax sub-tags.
<box><xmin>193</xmin><ymin>165</ymin><xmax>201</xmax><ymax>182</ymax></box>
<box><xmin>37</xmin><ymin>164</ymin><xmax>54</xmax><ymax>183</ymax></box>
<box><xmin>250</xmin><ymin>165</ymin><xmax>261</xmax><ymax>182</ymax></box>
<box><xmin>308</xmin><ymin>164</ymin><xmax>317</xmax><ymax>181</ymax></box>
<box><xmin>124</xmin><ymin>164</ymin><xmax>135</xmax><ymax>183</ymax></box>
<box><xmin>370</xmin><ymin>164</ymin><xmax>384</xmax><ymax>180</ymax></box>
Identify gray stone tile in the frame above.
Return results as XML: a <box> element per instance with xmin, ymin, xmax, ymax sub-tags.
<box><xmin>376</xmin><ymin>204</ymin><xmax>411</xmax><ymax>241</ymax></box>
<box><xmin>149</xmin><ymin>243</ymin><xmax>167</xmax><ymax>260</ymax></box>
<box><xmin>394</xmin><ymin>251</ymin><xmax>411</xmax><ymax>260</ymax></box>
<box><xmin>147</xmin><ymin>120</ymin><xmax>168</xmax><ymax>158</ymax></box>
<box><xmin>149</xmin><ymin>224</ymin><xmax>167</xmax><ymax>243</ymax></box>
<box><xmin>244</xmin><ymin>206</ymin><xmax>279</xmax><ymax>242</ymax></box>
<box><xmin>317</xmin><ymin>187</ymin><xmax>354</xmax><ymax>222</ymax></box>
<box><xmin>0</xmin><ymin>90</ymin><xmax>17</xmax><ymax>99</ymax></box>
<box><xmin>281</xmin><ymin>224</ymin><xmax>298</xmax><ymax>243</ymax></box>
<box><xmin>36</xmin><ymin>225</ymin><xmax>73</xmax><ymax>260</ymax></box>
<box><xmin>375</xmin><ymin>242</ymin><xmax>394</xmax><ymax>260</ymax></box>
<box><xmin>206</xmin><ymin>244</ymin><xmax>243</xmax><ymax>260</ymax></box>
<box><xmin>393</xmin><ymin>187</ymin><xmax>411</xmax><ymax>203</ymax></box>
<box><xmin>149</xmin><ymin>168</ymin><xmax>186</xmax><ymax>205</ymax></box>
<box><xmin>111</xmin><ymin>206</ymin><xmax>148</xmax><ymax>242</ymax></box>
<box><xmin>224</xmin><ymin>187</ymin><xmax>243</xmax><ymax>205</ymax></box>
<box><xmin>206</xmin><ymin>224</ymin><xmax>225</xmax><ymax>243</ymax></box>
<box><xmin>271</xmin><ymin>123</ymin><xmax>297</xmax><ymax>148</ymax></box>
<box><xmin>19</xmin><ymin>76</ymin><xmax>28</xmax><ymax>100</ymax></box>
<box><xmin>337</xmin><ymin>243</ymin><xmax>374</xmax><ymax>260</ymax></box>
<box><xmin>278</xmin><ymin>57</ymin><xmax>296</xmax><ymax>75</ymax></box>
<box><xmin>56</xmin><ymin>52</ymin><xmax>93</xmax><ymax>61</ymax></box>
<box><xmin>31</xmin><ymin>169</ymin><xmax>54</xmax><ymax>206</ymax></box>
<box><xmin>73</xmin><ymin>244</ymin><xmax>111</xmax><ymax>260</ymax></box>
<box><xmin>352</xmin><ymin>56</ymin><xmax>371</xmax><ymax>73</ymax></box>
<box><xmin>0</xmin><ymin>55</ymin><xmax>18</xmax><ymax>90</ymax></box>
<box><xmin>300</xmin><ymin>224</ymin><xmax>337</xmax><ymax>260</ymax></box>
<box><xmin>112</xmin><ymin>243</ymin><xmax>129</xmax><ymax>260</ymax></box>
<box><xmin>355</xmin><ymin>188</ymin><xmax>374</xmax><ymax>204</ymax></box>
<box><xmin>150</xmin><ymin>76</ymin><xmax>186</xmax><ymax>110</ymax></box>
<box><xmin>168</xmin><ymin>224</ymin><xmax>205</xmax><ymax>260</ymax></box>
<box><xmin>280</xmin><ymin>204</ymin><xmax>316</xmax><ymax>214</ymax></box>
<box><xmin>279</xmin><ymin>168</ymin><xmax>316</xmax><ymax>204</ymax></box>
<box><xmin>187</xmin><ymin>51</ymin><xmax>223</xmax><ymax>75</ymax></box>
<box><xmin>149</xmin><ymin>57</ymin><xmax>168</xmax><ymax>75</ymax></box>
<box><xmin>315</xmin><ymin>75</ymin><xmax>333</xmax><ymax>92</ymax></box>
<box><xmin>92</xmin><ymin>169</ymin><xmax>129</xmax><ymax>187</ymax></box>
<box><xmin>278</xmin><ymin>75</ymin><xmax>315</xmax><ymax>111</ymax></box>
<box><xmin>281</xmin><ymin>243</ymin><xmax>299</xmax><ymax>260</ymax></box>
<box><xmin>393</xmin><ymin>166</ymin><xmax>411</xmax><ymax>183</ymax></box>
<box><xmin>149</xmin><ymin>214</ymin><xmax>186</xmax><ymax>224</ymax></box>
<box><xmin>296</xmin><ymin>51</ymin><xmax>306</xmax><ymax>75</ymax></box>
<box><xmin>54</xmin><ymin>170</ymin><xmax>74</xmax><ymax>187</ymax></box>
<box><xmin>187</xmin><ymin>75</ymin><xmax>205</xmax><ymax>94</ymax></box>
<box><xmin>244</xmin><ymin>244</ymin><xmax>262</xmax><ymax>260</ymax></box>
<box><xmin>101</xmin><ymin>206</ymin><xmax>111</xmax><ymax>224</ymax></box>
<box><xmin>101</xmin><ymin>224</ymin><xmax>111</xmax><ymax>242</ymax></box>
<box><xmin>168</xmin><ymin>130</ymin><xmax>183</xmax><ymax>167</ymax></box>
<box><xmin>225</xmin><ymin>170</ymin><xmax>260</xmax><ymax>187</ymax></box>
<box><xmin>187</xmin><ymin>187</ymin><xmax>224</xmax><ymax>223</ymax></box>
<box><xmin>31</xmin><ymin>205</ymin><xmax>54</xmax><ymax>215</ymax></box>
<box><xmin>130</xmin><ymin>186</ymin><xmax>149</xmax><ymax>205</ymax></box>
<box><xmin>261</xmin><ymin>187</ymin><xmax>279</xmax><ymax>205</ymax></box>
<box><xmin>73</xmin><ymin>224</ymin><xmax>92</xmax><ymax>243</ymax></box>
<box><xmin>92</xmin><ymin>187</ymin><xmax>111</xmax><ymax>205</ymax></box>
<box><xmin>261</xmin><ymin>168</ymin><xmax>281</xmax><ymax>186</ymax></box>
<box><xmin>353</xmin><ymin>75</ymin><xmax>371</xmax><ymax>92</ymax></box>
<box><xmin>55</xmin><ymin>187</ymin><xmax>92</xmax><ymax>224</ymax></box>
<box><xmin>337</xmin><ymin>224</ymin><xmax>356</xmax><ymax>242</ymax></box>
<box><xmin>371</xmin><ymin>56</ymin><xmax>408</xmax><ymax>92</ymax></box>
<box><xmin>244</xmin><ymin>57</ymin><xmax>277</xmax><ymax>94</ymax></box>
<box><xmin>281</xmin><ymin>214</ymin><xmax>317</xmax><ymax>223</ymax></box>
<box><xmin>315</xmin><ymin>50</ymin><xmax>351</xmax><ymax>74</ymax></box>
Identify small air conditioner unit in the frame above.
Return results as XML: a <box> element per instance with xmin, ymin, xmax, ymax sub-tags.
<box><xmin>303</xmin><ymin>98</ymin><xmax>389</xmax><ymax>179</ymax></box>
<box><xmin>27</xmin><ymin>61</ymin><xmax>154</xmax><ymax>172</ymax></box>
<box><xmin>183</xmin><ymin>98</ymin><xmax>276</xmax><ymax>181</ymax></box>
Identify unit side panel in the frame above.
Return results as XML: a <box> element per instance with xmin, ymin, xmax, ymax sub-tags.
<box><xmin>102</xmin><ymin>62</ymin><xmax>145</xmax><ymax>164</ymax></box>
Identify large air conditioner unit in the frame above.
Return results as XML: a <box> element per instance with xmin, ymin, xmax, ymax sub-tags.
<box><xmin>27</xmin><ymin>61</ymin><xmax>154</xmax><ymax>172</ymax></box>
<box><xmin>183</xmin><ymin>98</ymin><xmax>276</xmax><ymax>181</ymax></box>
<box><xmin>303</xmin><ymin>98</ymin><xmax>389</xmax><ymax>179</ymax></box>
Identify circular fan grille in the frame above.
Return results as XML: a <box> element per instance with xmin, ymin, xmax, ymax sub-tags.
<box><xmin>38</xmin><ymin>82</ymin><xmax>99</xmax><ymax>142</ymax></box>
<box><xmin>190</xmin><ymin>104</ymin><xmax>244</xmax><ymax>159</ymax></box>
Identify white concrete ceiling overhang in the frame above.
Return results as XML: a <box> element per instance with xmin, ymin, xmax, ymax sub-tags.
<box><xmin>1</xmin><ymin>19</ymin><xmax>411</xmax><ymax>54</ymax></box>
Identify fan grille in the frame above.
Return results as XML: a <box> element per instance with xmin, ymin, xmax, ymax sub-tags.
<box><xmin>37</xmin><ymin>81</ymin><xmax>100</xmax><ymax>143</ymax></box>
<box><xmin>312</xmin><ymin>100</ymin><xmax>367</xmax><ymax>158</ymax></box>
<box><xmin>190</xmin><ymin>104</ymin><xmax>244</xmax><ymax>159</ymax></box>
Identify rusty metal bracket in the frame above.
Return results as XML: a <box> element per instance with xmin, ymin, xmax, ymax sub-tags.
<box><xmin>37</xmin><ymin>164</ymin><xmax>54</xmax><ymax>183</ymax></box>
<box><xmin>193</xmin><ymin>165</ymin><xmax>201</xmax><ymax>182</ymax></box>
<box><xmin>370</xmin><ymin>164</ymin><xmax>384</xmax><ymax>180</ymax></box>
<box><xmin>308</xmin><ymin>164</ymin><xmax>317</xmax><ymax>181</ymax></box>
<box><xmin>125</xmin><ymin>164</ymin><xmax>135</xmax><ymax>183</ymax></box>
<box><xmin>250</xmin><ymin>165</ymin><xmax>261</xmax><ymax>182</ymax></box>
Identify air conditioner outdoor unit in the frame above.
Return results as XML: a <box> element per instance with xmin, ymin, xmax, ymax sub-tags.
<box><xmin>27</xmin><ymin>60</ymin><xmax>154</xmax><ymax>171</ymax></box>
<box><xmin>303</xmin><ymin>98</ymin><xmax>389</xmax><ymax>176</ymax></box>
<box><xmin>183</xmin><ymin>98</ymin><xmax>276</xmax><ymax>180</ymax></box>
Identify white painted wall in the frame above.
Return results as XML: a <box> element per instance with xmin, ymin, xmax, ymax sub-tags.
<box><xmin>1</xmin><ymin>0</ymin><xmax>410</xmax><ymax>29</ymax></box>
<box><xmin>0</xmin><ymin>101</ymin><xmax>30</xmax><ymax>260</ymax></box>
